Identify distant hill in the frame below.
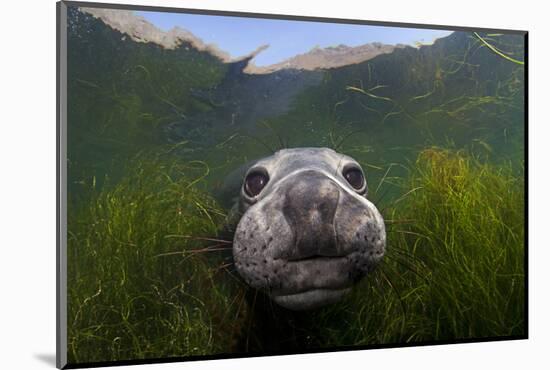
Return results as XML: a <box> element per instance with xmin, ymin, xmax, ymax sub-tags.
<box><xmin>81</xmin><ymin>7</ymin><xmax>406</xmax><ymax>74</ymax></box>
<box><xmin>245</xmin><ymin>43</ymin><xmax>405</xmax><ymax>74</ymax></box>
<box><xmin>81</xmin><ymin>7</ymin><xmax>232</xmax><ymax>61</ymax></box>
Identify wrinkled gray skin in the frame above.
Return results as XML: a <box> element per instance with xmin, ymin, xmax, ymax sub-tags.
<box><xmin>231</xmin><ymin>147</ymin><xmax>386</xmax><ymax>311</ymax></box>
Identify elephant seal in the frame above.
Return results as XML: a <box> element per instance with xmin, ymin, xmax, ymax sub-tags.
<box><xmin>230</xmin><ymin>147</ymin><xmax>386</xmax><ymax>311</ymax></box>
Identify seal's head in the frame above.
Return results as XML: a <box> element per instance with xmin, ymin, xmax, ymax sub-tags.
<box><xmin>232</xmin><ymin>148</ymin><xmax>386</xmax><ymax>311</ymax></box>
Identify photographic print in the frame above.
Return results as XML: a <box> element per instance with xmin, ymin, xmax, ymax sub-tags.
<box><xmin>57</xmin><ymin>1</ymin><xmax>527</xmax><ymax>367</ymax></box>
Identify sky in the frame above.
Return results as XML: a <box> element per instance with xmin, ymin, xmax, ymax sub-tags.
<box><xmin>136</xmin><ymin>10</ymin><xmax>453</xmax><ymax>66</ymax></box>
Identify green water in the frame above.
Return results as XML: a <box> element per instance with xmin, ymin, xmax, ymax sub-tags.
<box><xmin>67</xmin><ymin>7</ymin><xmax>524</xmax><ymax>205</ymax></box>
<box><xmin>65</xmin><ymin>6</ymin><xmax>525</xmax><ymax>365</ymax></box>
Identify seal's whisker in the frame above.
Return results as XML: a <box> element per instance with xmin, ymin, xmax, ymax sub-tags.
<box><xmin>385</xmin><ymin>246</ymin><xmax>420</xmax><ymax>259</ymax></box>
<box><xmin>266</xmin><ymin>289</ymin><xmax>277</xmax><ymax>318</ymax></box>
<box><xmin>153</xmin><ymin>244</ymin><xmax>231</xmax><ymax>258</ymax></box>
<box><xmin>334</xmin><ymin>154</ymin><xmax>345</xmax><ymax>177</ymax></box>
<box><xmin>213</xmin><ymin>262</ymin><xmax>234</xmax><ymax>271</ymax></box>
<box><xmin>259</xmin><ymin>120</ymin><xmax>288</xmax><ymax>150</ymax></box>
<box><xmin>219</xmin><ymin>286</ymin><xmax>246</xmax><ymax>330</ymax></box>
<box><xmin>384</xmin><ymin>219</ymin><xmax>416</xmax><ymax>224</ymax></box>
<box><xmin>385</xmin><ymin>248</ymin><xmax>425</xmax><ymax>263</ymax></box>
<box><xmin>222</xmin><ymin>268</ymin><xmax>248</xmax><ymax>287</ymax></box>
<box><xmin>164</xmin><ymin>234</ymin><xmax>233</xmax><ymax>244</ymax></box>
<box><xmin>233</xmin><ymin>288</ymin><xmax>248</xmax><ymax>332</ymax></box>
<box><xmin>239</xmin><ymin>133</ymin><xmax>276</xmax><ymax>154</ymax></box>
<box><xmin>383</xmin><ymin>254</ymin><xmax>429</xmax><ymax>280</ymax></box>
<box><xmin>389</xmin><ymin>229</ymin><xmax>431</xmax><ymax>240</ymax></box>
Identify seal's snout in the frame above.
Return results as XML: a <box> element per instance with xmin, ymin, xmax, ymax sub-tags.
<box><xmin>282</xmin><ymin>171</ymin><xmax>340</xmax><ymax>259</ymax></box>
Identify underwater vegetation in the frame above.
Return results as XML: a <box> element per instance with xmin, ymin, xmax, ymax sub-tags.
<box><xmin>65</xmin><ymin>6</ymin><xmax>525</xmax><ymax>365</ymax></box>
<box><xmin>67</xmin><ymin>148</ymin><xmax>524</xmax><ymax>363</ymax></box>
<box><xmin>67</xmin><ymin>154</ymin><xmax>246</xmax><ymax>362</ymax></box>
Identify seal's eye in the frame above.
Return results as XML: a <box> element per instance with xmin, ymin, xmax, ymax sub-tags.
<box><xmin>343</xmin><ymin>167</ymin><xmax>364</xmax><ymax>190</ymax></box>
<box><xmin>244</xmin><ymin>171</ymin><xmax>269</xmax><ymax>197</ymax></box>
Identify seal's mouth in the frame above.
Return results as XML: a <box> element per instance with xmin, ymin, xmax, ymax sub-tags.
<box><xmin>286</xmin><ymin>253</ymin><xmax>342</xmax><ymax>262</ymax></box>
<box><xmin>271</xmin><ymin>288</ymin><xmax>351</xmax><ymax>311</ymax></box>
<box><xmin>266</xmin><ymin>255</ymin><xmax>356</xmax><ymax>310</ymax></box>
